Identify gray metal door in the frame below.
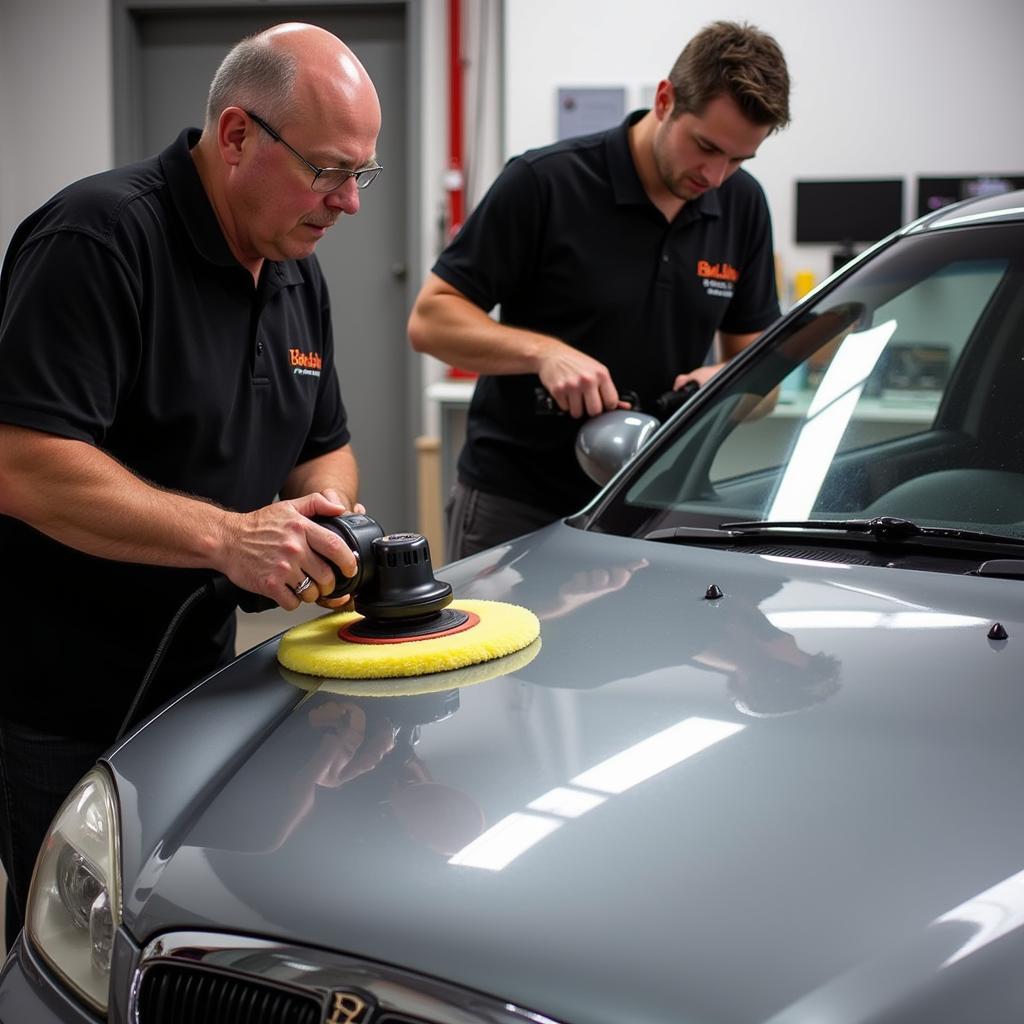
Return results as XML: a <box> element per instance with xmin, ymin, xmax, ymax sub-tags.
<box><xmin>123</xmin><ymin>4</ymin><xmax>412</xmax><ymax>537</ymax></box>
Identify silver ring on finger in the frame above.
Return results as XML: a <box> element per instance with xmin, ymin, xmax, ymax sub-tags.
<box><xmin>293</xmin><ymin>574</ymin><xmax>314</xmax><ymax>597</ymax></box>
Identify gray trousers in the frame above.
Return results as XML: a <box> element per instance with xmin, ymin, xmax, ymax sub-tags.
<box><xmin>445</xmin><ymin>481</ymin><xmax>558</xmax><ymax>561</ymax></box>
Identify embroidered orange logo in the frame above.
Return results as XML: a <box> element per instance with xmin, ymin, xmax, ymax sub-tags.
<box><xmin>289</xmin><ymin>348</ymin><xmax>322</xmax><ymax>370</ymax></box>
<box><xmin>697</xmin><ymin>260</ymin><xmax>739</xmax><ymax>282</ymax></box>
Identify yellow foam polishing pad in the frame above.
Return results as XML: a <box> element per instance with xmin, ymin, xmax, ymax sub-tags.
<box><xmin>279</xmin><ymin>637</ymin><xmax>542</xmax><ymax>697</ymax></box>
<box><xmin>277</xmin><ymin>599</ymin><xmax>540</xmax><ymax>680</ymax></box>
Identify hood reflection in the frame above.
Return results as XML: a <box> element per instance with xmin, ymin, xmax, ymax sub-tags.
<box><xmin>192</xmin><ymin>687</ymin><xmax>485</xmax><ymax>857</ymax></box>
<box><xmin>494</xmin><ymin>545</ymin><xmax>843</xmax><ymax>718</ymax></box>
<box><xmin>449</xmin><ymin>715</ymin><xmax>744</xmax><ymax>871</ymax></box>
<box><xmin>702</xmin><ymin>587</ymin><xmax>843</xmax><ymax>718</ymax></box>
<box><xmin>461</xmin><ymin>546</ymin><xmax>651</xmax><ymax>622</ymax></box>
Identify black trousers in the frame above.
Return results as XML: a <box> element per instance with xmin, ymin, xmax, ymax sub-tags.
<box><xmin>0</xmin><ymin>719</ymin><xmax>106</xmax><ymax>951</ymax></box>
<box><xmin>444</xmin><ymin>481</ymin><xmax>558</xmax><ymax>561</ymax></box>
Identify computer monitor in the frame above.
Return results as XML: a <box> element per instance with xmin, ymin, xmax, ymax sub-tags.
<box><xmin>916</xmin><ymin>175</ymin><xmax>1024</xmax><ymax>217</ymax></box>
<box><xmin>795</xmin><ymin>179</ymin><xmax>905</xmax><ymax>246</ymax></box>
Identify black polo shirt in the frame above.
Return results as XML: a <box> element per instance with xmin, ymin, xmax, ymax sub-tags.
<box><xmin>433</xmin><ymin>111</ymin><xmax>780</xmax><ymax>517</ymax></box>
<box><xmin>0</xmin><ymin>129</ymin><xmax>350</xmax><ymax>740</ymax></box>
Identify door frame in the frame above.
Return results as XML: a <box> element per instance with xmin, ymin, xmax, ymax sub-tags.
<box><xmin>111</xmin><ymin>0</ymin><xmax>425</xmax><ymax>504</ymax></box>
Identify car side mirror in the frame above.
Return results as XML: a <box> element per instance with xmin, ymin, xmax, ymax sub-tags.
<box><xmin>575</xmin><ymin>410</ymin><xmax>660</xmax><ymax>486</ymax></box>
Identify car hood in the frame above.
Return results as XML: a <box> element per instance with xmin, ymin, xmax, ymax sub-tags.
<box><xmin>109</xmin><ymin>522</ymin><xmax>1024</xmax><ymax>1024</ymax></box>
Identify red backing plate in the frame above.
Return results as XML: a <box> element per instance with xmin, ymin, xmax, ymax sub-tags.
<box><xmin>337</xmin><ymin>611</ymin><xmax>481</xmax><ymax>645</ymax></box>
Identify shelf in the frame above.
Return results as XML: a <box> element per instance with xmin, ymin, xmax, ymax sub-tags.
<box><xmin>775</xmin><ymin>390</ymin><xmax>939</xmax><ymax>422</ymax></box>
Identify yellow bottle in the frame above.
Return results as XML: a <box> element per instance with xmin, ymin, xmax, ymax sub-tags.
<box><xmin>793</xmin><ymin>269</ymin><xmax>816</xmax><ymax>301</ymax></box>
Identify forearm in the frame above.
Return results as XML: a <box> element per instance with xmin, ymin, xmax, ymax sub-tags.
<box><xmin>281</xmin><ymin>445</ymin><xmax>359</xmax><ymax>509</ymax></box>
<box><xmin>718</xmin><ymin>329</ymin><xmax>762</xmax><ymax>362</ymax></box>
<box><xmin>0</xmin><ymin>424</ymin><xmax>360</xmax><ymax>608</ymax></box>
<box><xmin>673</xmin><ymin>330</ymin><xmax>764</xmax><ymax>390</ymax></box>
<box><xmin>0</xmin><ymin>424</ymin><xmax>236</xmax><ymax>571</ymax></box>
<box><xmin>408</xmin><ymin>276</ymin><xmax>557</xmax><ymax>376</ymax></box>
<box><xmin>409</xmin><ymin>275</ymin><xmax>621</xmax><ymax>417</ymax></box>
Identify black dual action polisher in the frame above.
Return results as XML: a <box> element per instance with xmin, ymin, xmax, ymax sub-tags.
<box><xmin>313</xmin><ymin>515</ymin><xmax>474</xmax><ymax>642</ymax></box>
<box><xmin>118</xmin><ymin>517</ymin><xmax>539</xmax><ymax>740</ymax></box>
<box><xmin>277</xmin><ymin>516</ymin><xmax>541</xmax><ymax>680</ymax></box>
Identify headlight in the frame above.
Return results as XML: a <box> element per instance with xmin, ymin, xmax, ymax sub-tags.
<box><xmin>26</xmin><ymin>767</ymin><xmax>122</xmax><ymax>1015</ymax></box>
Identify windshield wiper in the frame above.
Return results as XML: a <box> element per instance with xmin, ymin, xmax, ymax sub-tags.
<box><xmin>719</xmin><ymin>516</ymin><xmax>1024</xmax><ymax>549</ymax></box>
<box><xmin>644</xmin><ymin>516</ymin><xmax>1024</xmax><ymax>553</ymax></box>
<box><xmin>644</xmin><ymin>526</ymin><xmax>740</xmax><ymax>542</ymax></box>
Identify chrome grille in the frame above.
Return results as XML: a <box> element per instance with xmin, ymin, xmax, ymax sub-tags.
<box><xmin>137</xmin><ymin>963</ymin><xmax>319</xmax><ymax>1024</ymax></box>
<box><xmin>131</xmin><ymin>931</ymin><xmax>565</xmax><ymax>1024</ymax></box>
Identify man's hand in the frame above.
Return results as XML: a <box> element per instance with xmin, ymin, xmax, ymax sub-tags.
<box><xmin>672</xmin><ymin>328</ymin><xmax>764</xmax><ymax>394</ymax></box>
<box><xmin>315</xmin><ymin>490</ymin><xmax>369</xmax><ymax>609</ymax></box>
<box><xmin>538</xmin><ymin>341</ymin><xmax>625</xmax><ymax>418</ymax></box>
<box><xmin>409</xmin><ymin>276</ymin><xmax>629</xmax><ymax>419</ymax></box>
<box><xmin>672</xmin><ymin>364</ymin><xmax>722</xmax><ymax>392</ymax></box>
<box><xmin>321</xmin><ymin>488</ymin><xmax>365</xmax><ymax>516</ymax></box>
<box><xmin>220</xmin><ymin>492</ymin><xmax>361</xmax><ymax>611</ymax></box>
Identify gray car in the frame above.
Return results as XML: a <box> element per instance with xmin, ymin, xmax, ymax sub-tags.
<box><xmin>3</xmin><ymin>189</ymin><xmax>1024</xmax><ymax>1024</ymax></box>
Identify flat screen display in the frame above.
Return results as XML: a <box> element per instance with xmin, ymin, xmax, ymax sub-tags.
<box><xmin>917</xmin><ymin>175</ymin><xmax>1024</xmax><ymax>217</ymax></box>
<box><xmin>795</xmin><ymin>179</ymin><xmax>905</xmax><ymax>245</ymax></box>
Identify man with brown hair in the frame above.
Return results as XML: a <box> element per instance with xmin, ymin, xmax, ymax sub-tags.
<box><xmin>409</xmin><ymin>20</ymin><xmax>791</xmax><ymax>559</ymax></box>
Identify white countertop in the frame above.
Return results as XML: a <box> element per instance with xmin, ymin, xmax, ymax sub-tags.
<box><xmin>425</xmin><ymin>380</ymin><xmax>476</xmax><ymax>403</ymax></box>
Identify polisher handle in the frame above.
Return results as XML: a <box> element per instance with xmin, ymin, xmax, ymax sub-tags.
<box><xmin>207</xmin><ymin>514</ymin><xmax>387</xmax><ymax>612</ymax></box>
<box><xmin>208</xmin><ymin>573</ymin><xmax>276</xmax><ymax>613</ymax></box>
<box><xmin>651</xmin><ymin>379</ymin><xmax>700</xmax><ymax>420</ymax></box>
<box><xmin>313</xmin><ymin>513</ymin><xmax>385</xmax><ymax>599</ymax></box>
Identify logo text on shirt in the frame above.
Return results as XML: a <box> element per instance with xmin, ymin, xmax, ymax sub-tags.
<box><xmin>290</xmin><ymin>347</ymin><xmax>322</xmax><ymax>378</ymax></box>
<box><xmin>697</xmin><ymin>259</ymin><xmax>738</xmax><ymax>299</ymax></box>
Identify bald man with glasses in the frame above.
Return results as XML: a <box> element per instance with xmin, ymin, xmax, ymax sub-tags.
<box><xmin>0</xmin><ymin>23</ymin><xmax>382</xmax><ymax>945</ymax></box>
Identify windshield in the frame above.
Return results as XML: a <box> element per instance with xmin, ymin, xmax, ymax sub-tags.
<box><xmin>589</xmin><ymin>223</ymin><xmax>1024</xmax><ymax>541</ymax></box>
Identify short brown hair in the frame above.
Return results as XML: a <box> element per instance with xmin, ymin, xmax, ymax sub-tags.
<box><xmin>668</xmin><ymin>21</ymin><xmax>790</xmax><ymax>131</ymax></box>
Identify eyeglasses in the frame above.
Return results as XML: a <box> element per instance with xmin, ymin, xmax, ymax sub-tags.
<box><xmin>246</xmin><ymin>111</ymin><xmax>382</xmax><ymax>192</ymax></box>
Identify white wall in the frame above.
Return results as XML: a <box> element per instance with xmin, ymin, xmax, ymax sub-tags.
<box><xmin>416</xmin><ymin>0</ymin><xmax>451</xmax><ymax>312</ymax></box>
<box><xmin>0</xmin><ymin>0</ymin><xmax>458</xmax><ymax>434</ymax></box>
<box><xmin>3</xmin><ymin>0</ymin><xmax>1022</xmax><ymax>424</ymax></box>
<box><xmin>417</xmin><ymin>0</ymin><xmax>502</xmax><ymax>298</ymax></box>
<box><xmin>503</xmin><ymin>0</ymin><xmax>1024</xmax><ymax>297</ymax></box>
<box><xmin>0</xmin><ymin>0</ymin><xmax>450</xmax><ymax>273</ymax></box>
<box><xmin>0</xmin><ymin>0</ymin><xmax>113</xmax><ymax>254</ymax></box>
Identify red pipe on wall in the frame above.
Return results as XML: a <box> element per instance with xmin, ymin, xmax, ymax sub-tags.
<box><xmin>444</xmin><ymin>0</ymin><xmax>477</xmax><ymax>379</ymax></box>
<box><xmin>446</xmin><ymin>0</ymin><xmax>465</xmax><ymax>237</ymax></box>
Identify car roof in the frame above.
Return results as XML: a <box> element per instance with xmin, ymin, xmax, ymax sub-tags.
<box><xmin>908</xmin><ymin>187</ymin><xmax>1024</xmax><ymax>234</ymax></box>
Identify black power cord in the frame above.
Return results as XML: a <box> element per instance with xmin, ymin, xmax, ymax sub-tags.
<box><xmin>111</xmin><ymin>513</ymin><xmax>433</xmax><ymax>741</ymax></box>
<box><xmin>113</xmin><ymin>575</ymin><xmax>269</xmax><ymax>742</ymax></box>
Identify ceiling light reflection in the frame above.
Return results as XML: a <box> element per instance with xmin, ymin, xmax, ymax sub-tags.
<box><xmin>447</xmin><ymin>812</ymin><xmax>561</xmax><ymax>871</ymax></box>
<box><xmin>935</xmin><ymin>867</ymin><xmax>1024</xmax><ymax>967</ymax></box>
<box><xmin>449</xmin><ymin>717</ymin><xmax>743</xmax><ymax>871</ymax></box>
<box><xmin>767</xmin><ymin>610</ymin><xmax>988</xmax><ymax>630</ymax></box>
<box><xmin>570</xmin><ymin>717</ymin><xmax>744</xmax><ymax>796</ymax></box>
<box><xmin>527</xmin><ymin>787</ymin><xmax>607</xmax><ymax>818</ymax></box>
